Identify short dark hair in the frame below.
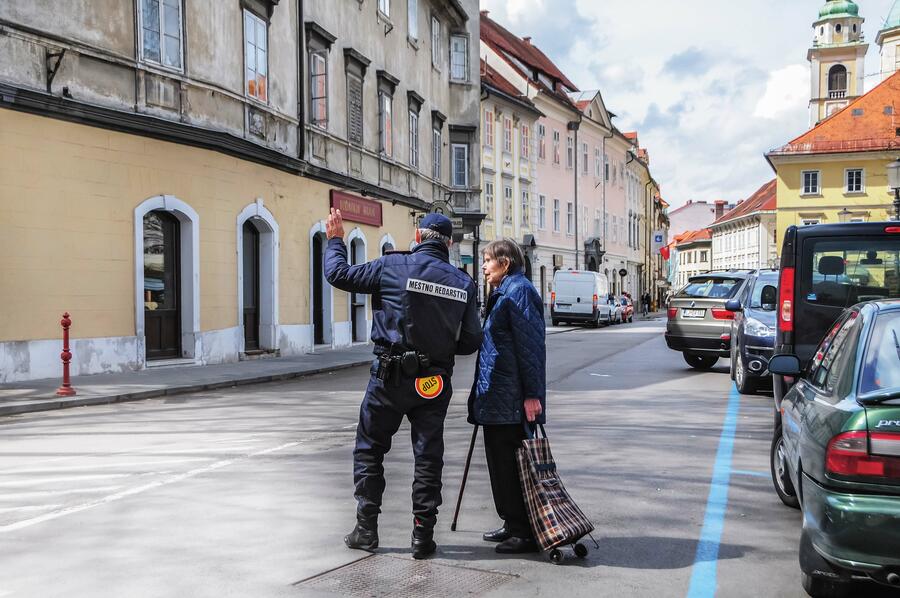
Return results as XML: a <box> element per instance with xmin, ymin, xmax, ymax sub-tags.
<box><xmin>483</xmin><ymin>238</ymin><xmax>525</xmax><ymax>273</ymax></box>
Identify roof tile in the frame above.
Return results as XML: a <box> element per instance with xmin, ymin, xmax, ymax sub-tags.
<box><xmin>712</xmin><ymin>179</ymin><xmax>777</xmax><ymax>225</ymax></box>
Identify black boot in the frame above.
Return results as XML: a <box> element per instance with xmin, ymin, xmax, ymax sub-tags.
<box><xmin>482</xmin><ymin>523</ymin><xmax>511</xmax><ymax>543</ymax></box>
<box><xmin>344</xmin><ymin>516</ymin><xmax>378</xmax><ymax>552</ymax></box>
<box><xmin>411</xmin><ymin>519</ymin><xmax>436</xmax><ymax>560</ymax></box>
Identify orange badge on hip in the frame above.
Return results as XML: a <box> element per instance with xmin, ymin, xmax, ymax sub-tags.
<box><xmin>414</xmin><ymin>375</ymin><xmax>444</xmax><ymax>399</ymax></box>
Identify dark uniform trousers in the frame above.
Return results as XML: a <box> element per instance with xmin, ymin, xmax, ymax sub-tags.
<box><xmin>483</xmin><ymin>424</ymin><xmax>531</xmax><ymax>538</ymax></box>
<box><xmin>354</xmin><ymin>363</ymin><xmax>453</xmax><ymax>527</ymax></box>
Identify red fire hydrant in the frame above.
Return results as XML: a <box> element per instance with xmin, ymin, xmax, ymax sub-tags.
<box><xmin>56</xmin><ymin>312</ymin><xmax>77</xmax><ymax>397</ymax></box>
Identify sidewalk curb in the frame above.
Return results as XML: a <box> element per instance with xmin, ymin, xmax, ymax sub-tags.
<box><xmin>0</xmin><ymin>359</ymin><xmax>373</xmax><ymax>418</ymax></box>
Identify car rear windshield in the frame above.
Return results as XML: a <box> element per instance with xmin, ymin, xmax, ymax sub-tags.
<box><xmin>860</xmin><ymin>311</ymin><xmax>900</xmax><ymax>396</ymax></box>
<box><xmin>676</xmin><ymin>277</ymin><xmax>742</xmax><ymax>299</ymax></box>
<box><xmin>803</xmin><ymin>239</ymin><xmax>900</xmax><ymax>309</ymax></box>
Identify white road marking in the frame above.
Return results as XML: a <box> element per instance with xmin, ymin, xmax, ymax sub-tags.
<box><xmin>0</xmin><ymin>486</ymin><xmax>124</xmax><ymax>501</ymax></box>
<box><xmin>589</xmin><ymin>373</ymin><xmax>611</xmax><ymax>377</ymax></box>
<box><xmin>0</xmin><ymin>440</ymin><xmax>302</xmax><ymax>533</ymax></box>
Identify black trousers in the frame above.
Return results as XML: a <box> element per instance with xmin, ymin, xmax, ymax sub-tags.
<box><xmin>483</xmin><ymin>424</ymin><xmax>532</xmax><ymax>538</ymax></box>
<box><xmin>353</xmin><ymin>366</ymin><xmax>451</xmax><ymax>528</ymax></box>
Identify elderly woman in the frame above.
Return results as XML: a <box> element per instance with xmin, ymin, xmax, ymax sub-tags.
<box><xmin>468</xmin><ymin>239</ymin><xmax>546</xmax><ymax>554</ymax></box>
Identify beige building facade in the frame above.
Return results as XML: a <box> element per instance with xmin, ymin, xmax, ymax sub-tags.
<box><xmin>0</xmin><ymin>0</ymin><xmax>480</xmax><ymax>382</ymax></box>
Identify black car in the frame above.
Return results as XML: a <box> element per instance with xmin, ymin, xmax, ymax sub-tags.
<box><xmin>726</xmin><ymin>269</ymin><xmax>778</xmax><ymax>394</ymax></box>
<box><xmin>772</xmin><ymin>222</ymin><xmax>900</xmax><ymax>507</ymax></box>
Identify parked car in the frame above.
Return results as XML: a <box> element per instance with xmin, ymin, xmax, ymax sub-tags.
<box><xmin>768</xmin><ymin>301</ymin><xmax>900</xmax><ymax>597</ymax></box>
<box><xmin>619</xmin><ymin>296</ymin><xmax>634</xmax><ymax>323</ymax></box>
<box><xmin>774</xmin><ymin>223</ymin><xmax>900</xmax><ymax>418</ymax></box>
<box><xmin>725</xmin><ymin>269</ymin><xmax>778</xmax><ymax>394</ymax></box>
<box><xmin>665</xmin><ymin>271</ymin><xmax>750</xmax><ymax>369</ymax></box>
<box><xmin>550</xmin><ymin>270</ymin><xmax>612</xmax><ymax>327</ymax></box>
<box><xmin>607</xmin><ymin>295</ymin><xmax>623</xmax><ymax>324</ymax></box>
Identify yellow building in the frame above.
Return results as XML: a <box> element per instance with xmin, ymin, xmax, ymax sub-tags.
<box><xmin>767</xmin><ymin>71</ymin><xmax>900</xmax><ymax>240</ymax></box>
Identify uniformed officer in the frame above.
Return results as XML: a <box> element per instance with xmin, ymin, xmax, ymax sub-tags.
<box><xmin>324</xmin><ymin>208</ymin><xmax>482</xmax><ymax>559</ymax></box>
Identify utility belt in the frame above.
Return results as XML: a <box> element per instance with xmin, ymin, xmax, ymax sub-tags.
<box><xmin>375</xmin><ymin>347</ymin><xmax>431</xmax><ymax>385</ymax></box>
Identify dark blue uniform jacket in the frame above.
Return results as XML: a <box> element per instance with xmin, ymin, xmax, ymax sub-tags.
<box><xmin>468</xmin><ymin>270</ymin><xmax>546</xmax><ymax>425</ymax></box>
<box><xmin>325</xmin><ymin>238</ymin><xmax>481</xmax><ymax>375</ymax></box>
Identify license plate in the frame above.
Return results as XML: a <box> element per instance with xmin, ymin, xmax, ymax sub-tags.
<box><xmin>555</xmin><ymin>304</ymin><xmax>571</xmax><ymax>310</ymax></box>
<box><xmin>681</xmin><ymin>308</ymin><xmax>705</xmax><ymax>319</ymax></box>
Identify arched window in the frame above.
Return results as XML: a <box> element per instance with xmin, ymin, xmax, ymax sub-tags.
<box><xmin>828</xmin><ymin>65</ymin><xmax>847</xmax><ymax>99</ymax></box>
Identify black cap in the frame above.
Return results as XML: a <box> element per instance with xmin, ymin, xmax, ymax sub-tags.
<box><xmin>420</xmin><ymin>213</ymin><xmax>453</xmax><ymax>237</ymax></box>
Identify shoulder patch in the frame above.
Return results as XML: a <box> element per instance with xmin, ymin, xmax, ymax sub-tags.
<box><xmin>406</xmin><ymin>278</ymin><xmax>468</xmax><ymax>303</ymax></box>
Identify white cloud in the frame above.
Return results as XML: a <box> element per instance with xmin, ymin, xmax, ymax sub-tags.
<box><xmin>753</xmin><ymin>65</ymin><xmax>810</xmax><ymax>119</ymax></box>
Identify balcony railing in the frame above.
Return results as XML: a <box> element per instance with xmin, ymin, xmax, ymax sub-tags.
<box><xmin>828</xmin><ymin>89</ymin><xmax>847</xmax><ymax>99</ymax></box>
<box><xmin>769</xmin><ymin>138</ymin><xmax>900</xmax><ymax>155</ymax></box>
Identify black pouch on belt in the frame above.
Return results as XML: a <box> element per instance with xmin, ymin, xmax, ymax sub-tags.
<box><xmin>401</xmin><ymin>352</ymin><xmax>420</xmax><ymax>377</ymax></box>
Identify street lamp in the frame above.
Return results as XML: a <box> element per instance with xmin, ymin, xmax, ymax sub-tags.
<box><xmin>887</xmin><ymin>158</ymin><xmax>900</xmax><ymax>221</ymax></box>
<box><xmin>838</xmin><ymin>207</ymin><xmax>852</xmax><ymax>223</ymax></box>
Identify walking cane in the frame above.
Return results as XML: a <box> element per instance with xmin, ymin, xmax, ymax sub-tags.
<box><xmin>450</xmin><ymin>425</ymin><xmax>479</xmax><ymax>532</ymax></box>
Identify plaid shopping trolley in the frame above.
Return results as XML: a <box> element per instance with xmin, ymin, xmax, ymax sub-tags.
<box><xmin>516</xmin><ymin>424</ymin><xmax>597</xmax><ymax>564</ymax></box>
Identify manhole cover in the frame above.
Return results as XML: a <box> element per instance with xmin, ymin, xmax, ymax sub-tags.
<box><xmin>294</xmin><ymin>554</ymin><xmax>516</xmax><ymax>597</ymax></box>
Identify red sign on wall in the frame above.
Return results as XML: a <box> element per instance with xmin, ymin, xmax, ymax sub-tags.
<box><xmin>329</xmin><ymin>190</ymin><xmax>383</xmax><ymax>227</ymax></box>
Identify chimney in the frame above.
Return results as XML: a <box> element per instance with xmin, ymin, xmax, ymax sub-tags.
<box><xmin>714</xmin><ymin>200</ymin><xmax>726</xmax><ymax>220</ymax></box>
<box><xmin>480</xmin><ymin>9</ymin><xmax>489</xmax><ymax>17</ymax></box>
<box><xmin>523</xmin><ymin>36</ymin><xmax>532</xmax><ymax>44</ymax></box>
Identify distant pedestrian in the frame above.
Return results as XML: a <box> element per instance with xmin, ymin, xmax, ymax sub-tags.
<box><xmin>469</xmin><ymin>239</ymin><xmax>546</xmax><ymax>554</ymax></box>
<box><xmin>642</xmin><ymin>293</ymin><xmax>650</xmax><ymax>316</ymax></box>
<box><xmin>324</xmin><ymin>209</ymin><xmax>482</xmax><ymax>560</ymax></box>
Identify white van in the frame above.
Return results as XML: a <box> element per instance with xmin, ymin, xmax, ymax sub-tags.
<box><xmin>550</xmin><ymin>270</ymin><xmax>612</xmax><ymax>326</ymax></box>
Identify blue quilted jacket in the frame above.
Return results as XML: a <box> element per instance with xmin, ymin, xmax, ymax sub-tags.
<box><xmin>468</xmin><ymin>270</ymin><xmax>546</xmax><ymax>425</ymax></box>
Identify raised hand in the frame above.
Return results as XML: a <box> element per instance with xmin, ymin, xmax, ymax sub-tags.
<box><xmin>326</xmin><ymin>207</ymin><xmax>345</xmax><ymax>240</ymax></box>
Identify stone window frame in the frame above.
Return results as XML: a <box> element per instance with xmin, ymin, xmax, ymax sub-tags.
<box><xmin>408</xmin><ymin>90</ymin><xmax>424</xmax><ymax>170</ymax></box>
<box><xmin>243</xmin><ymin>8</ymin><xmax>269</xmax><ymax>104</ymax></box>
<box><xmin>306</xmin><ymin>21</ymin><xmax>337</xmax><ymax>130</ymax></box>
<box><xmin>449</xmin><ymin>33</ymin><xmax>469</xmax><ymax>83</ymax></box>
<box><xmin>344</xmin><ymin>48</ymin><xmax>371</xmax><ymax>146</ymax></box>
<box><xmin>845</xmin><ymin>168</ymin><xmax>865</xmax><ymax>194</ymax></box>
<box><xmin>431</xmin><ymin>15</ymin><xmax>441</xmax><ymax>70</ymax></box>
<box><xmin>377</xmin><ymin>70</ymin><xmax>399</xmax><ymax>158</ymax></box>
<box><xmin>138</xmin><ymin>0</ymin><xmax>186</xmax><ymax>72</ymax></box>
<box><xmin>448</xmin><ymin>124</ymin><xmax>475</xmax><ymax>189</ymax></box>
<box><xmin>432</xmin><ymin>110</ymin><xmax>446</xmax><ymax>181</ymax></box>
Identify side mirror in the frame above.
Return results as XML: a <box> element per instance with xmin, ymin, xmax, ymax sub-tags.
<box><xmin>725</xmin><ymin>298</ymin><xmax>742</xmax><ymax>312</ymax></box>
<box><xmin>768</xmin><ymin>354</ymin><xmax>802</xmax><ymax>376</ymax></box>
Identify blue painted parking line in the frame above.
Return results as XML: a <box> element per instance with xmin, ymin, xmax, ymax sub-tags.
<box><xmin>686</xmin><ymin>384</ymin><xmax>741</xmax><ymax>598</ymax></box>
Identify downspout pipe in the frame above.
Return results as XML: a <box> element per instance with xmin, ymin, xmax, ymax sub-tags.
<box><xmin>600</xmin><ymin>127</ymin><xmax>614</xmax><ymax>267</ymax></box>
<box><xmin>568</xmin><ymin>119</ymin><xmax>581</xmax><ymax>269</ymax></box>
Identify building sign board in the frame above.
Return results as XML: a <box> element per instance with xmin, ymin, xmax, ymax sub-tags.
<box><xmin>330</xmin><ymin>190</ymin><xmax>383</xmax><ymax>227</ymax></box>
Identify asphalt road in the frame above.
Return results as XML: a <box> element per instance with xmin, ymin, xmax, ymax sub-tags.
<box><xmin>0</xmin><ymin>319</ymin><xmax>828</xmax><ymax>597</ymax></box>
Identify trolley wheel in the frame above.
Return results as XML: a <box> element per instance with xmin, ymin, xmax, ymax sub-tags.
<box><xmin>573</xmin><ymin>543</ymin><xmax>588</xmax><ymax>558</ymax></box>
<box><xmin>549</xmin><ymin>548</ymin><xmax>563</xmax><ymax>564</ymax></box>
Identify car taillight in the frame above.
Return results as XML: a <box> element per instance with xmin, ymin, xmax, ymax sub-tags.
<box><xmin>885</xmin><ymin>227</ymin><xmax>900</xmax><ymax>233</ymax></box>
<box><xmin>826</xmin><ymin>431</ymin><xmax>900</xmax><ymax>479</ymax></box>
<box><xmin>778</xmin><ymin>266</ymin><xmax>795</xmax><ymax>332</ymax></box>
<box><xmin>551</xmin><ymin>292</ymin><xmax>556</xmax><ymax>304</ymax></box>
<box><xmin>711</xmin><ymin>308</ymin><xmax>734</xmax><ymax>320</ymax></box>
<box><xmin>592</xmin><ymin>294</ymin><xmax>598</xmax><ymax>307</ymax></box>
<box><xmin>667</xmin><ymin>307</ymin><xmax>677</xmax><ymax>319</ymax></box>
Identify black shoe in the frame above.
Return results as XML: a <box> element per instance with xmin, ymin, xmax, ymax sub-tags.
<box><xmin>482</xmin><ymin>524</ymin><xmax>511</xmax><ymax>543</ymax></box>
<box><xmin>495</xmin><ymin>536</ymin><xmax>538</xmax><ymax>554</ymax></box>
<box><xmin>344</xmin><ymin>520</ymin><xmax>378</xmax><ymax>552</ymax></box>
<box><xmin>411</xmin><ymin>520</ymin><xmax>436</xmax><ymax>560</ymax></box>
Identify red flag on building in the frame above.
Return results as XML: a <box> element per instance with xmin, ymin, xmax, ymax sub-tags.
<box><xmin>660</xmin><ymin>245</ymin><xmax>670</xmax><ymax>260</ymax></box>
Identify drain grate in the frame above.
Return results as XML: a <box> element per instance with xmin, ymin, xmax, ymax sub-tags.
<box><xmin>294</xmin><ymin>554</ymin><xmax>516</xmax><ymax>597</ymax></box>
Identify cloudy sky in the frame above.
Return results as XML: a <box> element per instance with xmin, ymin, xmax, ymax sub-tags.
<box><xmin>480</xmin><ymin>0</ymin><xmax>897</xmax><ymax>208</ymax></box>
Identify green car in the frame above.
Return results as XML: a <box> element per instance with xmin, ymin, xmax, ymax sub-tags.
<box><xmin>769</xmin><ymin>301</ymin><xmax>900</xmax><ymax>597</ymax></box>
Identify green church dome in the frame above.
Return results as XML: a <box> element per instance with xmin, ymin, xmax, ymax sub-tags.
<box><xmin>818</xmin><ymin>0</ymin><xmax>860</xmax><ymax>19</ymax></box>
<box><xmin>883</xmin><ymin>0</ymin><xmax>900</xmax><ymax>30</ymax></box>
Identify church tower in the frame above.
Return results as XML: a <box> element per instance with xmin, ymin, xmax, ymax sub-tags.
<box><xmin>877</xmin><ymin>0</ymin><xmax>900</xmax><ymax>81</ymax></box>
<box><xmin>808</xmin><ymin>0</ymin><xmax>868</xmax><ymax>127</ymax></box>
